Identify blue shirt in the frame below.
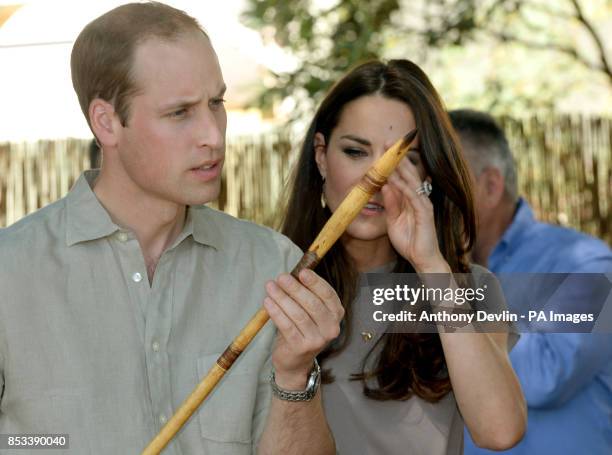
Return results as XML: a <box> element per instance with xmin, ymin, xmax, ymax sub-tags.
<box><xmin>464</xmin><ymin>198</ymin><xmax>612</xmax><ymax>455</ymax></box>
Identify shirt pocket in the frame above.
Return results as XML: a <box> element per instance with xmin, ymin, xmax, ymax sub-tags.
<box><xmin>195</xmin><ymin>351</ymin><xmax>261</xmax><ymax>445</ymax></box>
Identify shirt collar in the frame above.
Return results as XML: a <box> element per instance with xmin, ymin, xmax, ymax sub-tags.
<box><xmin>66</xmin><ymin>170</ymin><xmax>223</xmax><ymax>250</ymax></box>
<box><xmin>153</xmin><ymin>205</ymin><xmax>223</xmax><ymax>251</ymax></box>
<box><xmin>190</xmin><ymin>205</ymin><xmax>223</xmax><ymax>250</ymax></box>
<box><xmin>66</xmin><ymin>170</ymin><xmax>120</xmax><ymax>246</ymax></box>
<box><xmin>497</xmin><ymin>197</ymin><xmax>535</xmax><ymax>251</ymax></box>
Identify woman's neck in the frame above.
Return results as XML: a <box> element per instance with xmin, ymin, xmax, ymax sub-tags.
<box><xmin>342</xmin><ymin>235</ymin><xmax>396</xmax><ymax>273</ymax></box>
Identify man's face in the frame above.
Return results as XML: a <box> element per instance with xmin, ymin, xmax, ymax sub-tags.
<box><xmin>462</xmin><ymin>148</ymin><xmax>490</xmax><ymax>229</ymax></box>
<box><xmin>114</xmin><ymin>32</ymin><xmax>227</xmax><ymax>206</ymax></box>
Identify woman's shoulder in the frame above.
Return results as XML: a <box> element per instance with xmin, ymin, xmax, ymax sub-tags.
<box><xmin>468</xmin><ymin>263</ymin><xmax>491</xmax><ymax>278</ymax></box>
<box><xmin>466</xmin><ymin>263</ymin><xmax>506</xmax><ymax>298</ymax></box>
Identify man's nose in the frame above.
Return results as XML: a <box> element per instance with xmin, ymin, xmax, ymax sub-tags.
<box><xmin>196</xmin><ymin>109</ymin><xmax>224</xmax><ymax>150</ymax></box>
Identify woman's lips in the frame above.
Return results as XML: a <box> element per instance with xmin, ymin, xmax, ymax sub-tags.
<box><xmin>361</xmin><ymin>201</ymin><xmax>384</xmax><ymax>216</ymax></box>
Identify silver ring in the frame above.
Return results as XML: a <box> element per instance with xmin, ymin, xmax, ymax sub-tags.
<box><xmin>416</xmin><ymin>181</ymin><xmax>432</xmax><ymax>197</ymax></box>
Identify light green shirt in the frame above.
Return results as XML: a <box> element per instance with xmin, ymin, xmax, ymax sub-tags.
<box><xmin>0</xmin><ymin>171</ymin><xmax>302</xmax><ymax>454</ymax></box>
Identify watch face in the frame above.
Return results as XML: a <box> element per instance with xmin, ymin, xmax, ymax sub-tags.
<box><xmin>309</xmin><ymin>359</ymin><xmax>321</xmax><ymax>383</ymax></box>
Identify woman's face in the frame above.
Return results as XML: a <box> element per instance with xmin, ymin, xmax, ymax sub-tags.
<box><xmin>315</xmin><ymin>94</ymin><xmax>428</xmax><ymax>242</ymax></box>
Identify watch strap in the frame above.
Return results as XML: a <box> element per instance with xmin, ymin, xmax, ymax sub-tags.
<box><xmin>269</xmin><ymin>358</ymin><xmax>321</xmax><ymax>402</ymax></box>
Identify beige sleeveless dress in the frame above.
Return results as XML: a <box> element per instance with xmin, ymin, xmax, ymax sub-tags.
<box><xmin>321</xmin><ymin>264</ymin><xmax>516</xmax><ymax>455</ymax></box>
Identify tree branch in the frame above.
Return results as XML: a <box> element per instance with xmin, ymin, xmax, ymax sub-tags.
<box><xmin>568</xmin><ymin>0</ymin><xmax>612</xmax><ymax>85</ymax></box>
<box><xmin>524</xmin><ymin>1</ymin><xmax>575</xmax><ymax>21</ymax></box>
<box><xmin>517</xmin><ymin>7</ymin><xmax>549</xmax><ymax>34</ymax></box>
<box><xmin>486</xmin><ymin>29</ymin><xmax>609</xmax><ymax>77</ymax></box>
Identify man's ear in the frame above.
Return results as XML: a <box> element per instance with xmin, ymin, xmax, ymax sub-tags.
<box><xmin>89</xmin><ymin>99</ymin><xmax>120</xmax><ymax>148</ymax></box>
<box><xmin>314</xmin><ymin>132</ymin><xmax>327</xmax><ymax>180</ymax></box>
<box><xmin>479</xmin><ymin>167</ymin><xmax>505</xmax><ymax>208</ymax></box>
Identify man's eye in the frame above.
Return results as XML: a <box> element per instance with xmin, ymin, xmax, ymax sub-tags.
<box><xmin>342</xmin><ymin>148</ymin><xmax>367</xmax><ymax>158</ymax></box>
<box><xmin>168</xmin><ymin>108</ymin><xmax>188</xmax><ymax>118</ymax></box>
<box><xmin>210</xmin><ymin>98</ymin><xmax>226</xmax><ymax>109</ymax></box>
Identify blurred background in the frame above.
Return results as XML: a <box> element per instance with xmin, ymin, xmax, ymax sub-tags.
<box><xmin>0</xmin><ymin>0</ymin><xmax>610</xmax><ymax>243</ymax></box>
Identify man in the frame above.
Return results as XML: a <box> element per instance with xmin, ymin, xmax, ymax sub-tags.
<box><xmin>450</xmin><ymin>109</ymin><xmax>612</xmax><ymax>454</ymax></box>
<box><xmin>0</xmin><ymin>3</ymin><xmax>343</xmax><ymax>454</ymax></box>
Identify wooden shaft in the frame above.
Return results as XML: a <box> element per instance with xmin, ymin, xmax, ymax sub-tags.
<box><xmin>141</xmin><ymin>128</ymin><xmax>417</xmax><ymax>454</ymax></box>
<box><xmin>142</xmin><ymin>308</ymin><xmax>270</xmax><ymax>455</ymax></box>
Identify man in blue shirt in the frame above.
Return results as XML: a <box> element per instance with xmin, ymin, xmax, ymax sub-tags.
<box><xmin>450</xmin><ymin>109</ymin><xmax>612</xmax><ymax>454</ymax></box>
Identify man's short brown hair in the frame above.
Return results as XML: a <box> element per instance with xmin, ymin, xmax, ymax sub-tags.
<box><xmin>71</xmin><ymin>1</ymin><xmax>207</xmax><ymax>129</ymax></box>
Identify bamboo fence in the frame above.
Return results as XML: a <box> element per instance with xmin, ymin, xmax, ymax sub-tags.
<box><xmin>500</xmin><ymin>115</ymin><xmax>610</xmax><ymax>243</ymax></box>
<box><xmin>0</xmin><ymin>115</ymin><xmax>610</xmax><ymax>244</ymax></box>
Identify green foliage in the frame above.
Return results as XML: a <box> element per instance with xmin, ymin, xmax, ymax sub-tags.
<box><xmin>241</xmin><ymin>0</ymin><xmax>612</xmax><ymax>120</ymax></box>
<box><xmin>241</xmin><ymin>0</ymin><xmax>402</xmax><ymax>118</ymax></box>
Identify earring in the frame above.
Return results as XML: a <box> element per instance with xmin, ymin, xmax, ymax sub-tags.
<box><xmin>320</xmin><ymin>179</ymin><xmax>327</xmax><ymax>209</ymax></box>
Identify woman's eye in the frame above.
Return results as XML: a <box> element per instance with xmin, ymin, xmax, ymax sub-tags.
<box><xmin>407</xmin><ymin>154</ymin><xmax>420</xmax><ymax>166</ymax></box>
<box><xmin>342</xmin><ymin>148</ymin><xmax>367</xmax><ymax>158</ymax></box>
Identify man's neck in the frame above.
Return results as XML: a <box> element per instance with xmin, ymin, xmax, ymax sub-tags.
<box><xmin>472</xmin><ymin>199</ymin><xmax>517</xmax><ymax>267</ymax></box>
<box><xmin>93</xmin><ymin>166</ymin><xmax>187</xmax><ymax>283</ymax></box>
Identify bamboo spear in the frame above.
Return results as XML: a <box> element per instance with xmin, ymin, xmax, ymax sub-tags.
<box><xmin>142</xmin><ymin>128</ymin><xmax>418</xmax><ymax>455</ymax></box>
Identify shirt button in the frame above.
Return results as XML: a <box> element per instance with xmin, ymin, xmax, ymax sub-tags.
<box><xmin>117</xmin><ymin>232</ymin><xmax>128</xmax><ymax>242</ymax></box>
<box><xmin>152</xmin><ymin>341</ymin><xmax>160</xmax><ymax>352</ymax></box>
<box><xmin>159</xmin><ymin>414</ymin><xmax>167</xmax><ymax>425</ymax></box>
<box><xmin>132</xmin><ymin>272</ymin><xmax>143</xmax><ymax>283</ymax></box>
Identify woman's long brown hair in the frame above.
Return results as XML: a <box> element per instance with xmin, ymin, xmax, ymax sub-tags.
<box><xmin>281</xmin><ymin>59</ymin><xmax>476</xmax><ymax>402</ymax></box>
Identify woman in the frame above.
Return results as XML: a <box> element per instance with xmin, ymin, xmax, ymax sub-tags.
<box><xmin>280</xmin><ymin>60</ymin><xmax>526</xmax><ymax>454</ymax></box>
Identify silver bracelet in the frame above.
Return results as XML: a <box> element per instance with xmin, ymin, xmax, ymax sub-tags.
<box><xmin>269</xmin><ymin>358</ymin><xmax>321</xmax><ymax>402</ymax></box>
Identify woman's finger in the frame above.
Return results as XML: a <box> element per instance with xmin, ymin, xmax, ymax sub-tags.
<box><xmin>395</xmin><ymin>160</ymin><xmax>434</xmax><ymax>212</ymax></box>
<box><xmin>381</xmin><ymin>183</ymin><xmax>402</xmax><ymax>221</ymax></box>
<box><xmin>388</xmin><ymin>172</ymin><xmax>426</xmax><ymax>214</ymax></box>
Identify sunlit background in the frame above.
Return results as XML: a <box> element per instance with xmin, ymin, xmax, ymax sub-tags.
<box><xmin>0</xmin><ymin>0</ymin><xmax>610</xmax><ymax>242</ymax></box>
<box><xmin>0</xmin><ymin>0</ymin><xmax>297</xmax><ymax>141</ymax></box>
<box><xmin>2</xmin><ymin>0</ymin><xmax>611</xmax><ymax>142</ymax></box>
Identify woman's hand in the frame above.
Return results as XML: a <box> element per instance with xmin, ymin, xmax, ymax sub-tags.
<box><xmin>381</xmin><ymin>158</ymin><xmax>447</xmax><ymax>272</ymax></box>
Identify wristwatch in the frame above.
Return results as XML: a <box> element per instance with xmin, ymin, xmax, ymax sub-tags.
<box><xmin>269</xmin><ymin>358</ymin><xmax>321</xmax><ymax>402</ymax></box>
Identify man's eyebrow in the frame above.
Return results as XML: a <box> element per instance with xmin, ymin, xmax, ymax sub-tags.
<box><xmin>158</xmin><ymin>85</ymin><xmax>226</xmax><ymax>111</ymax></box>
<box><xmin>215</xmin><ymin>84</ymin><xmax>227</xmax><ymax>98</ymax></box>
<box><xmin>159</xmin><ymin>98</ymin><xmax>200</xmax><ymax>112</ymax></box>
<box><xmin>339</xmin><ymin>134</ymin><xmax>371</xmax><ymax>146</ymax></box>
